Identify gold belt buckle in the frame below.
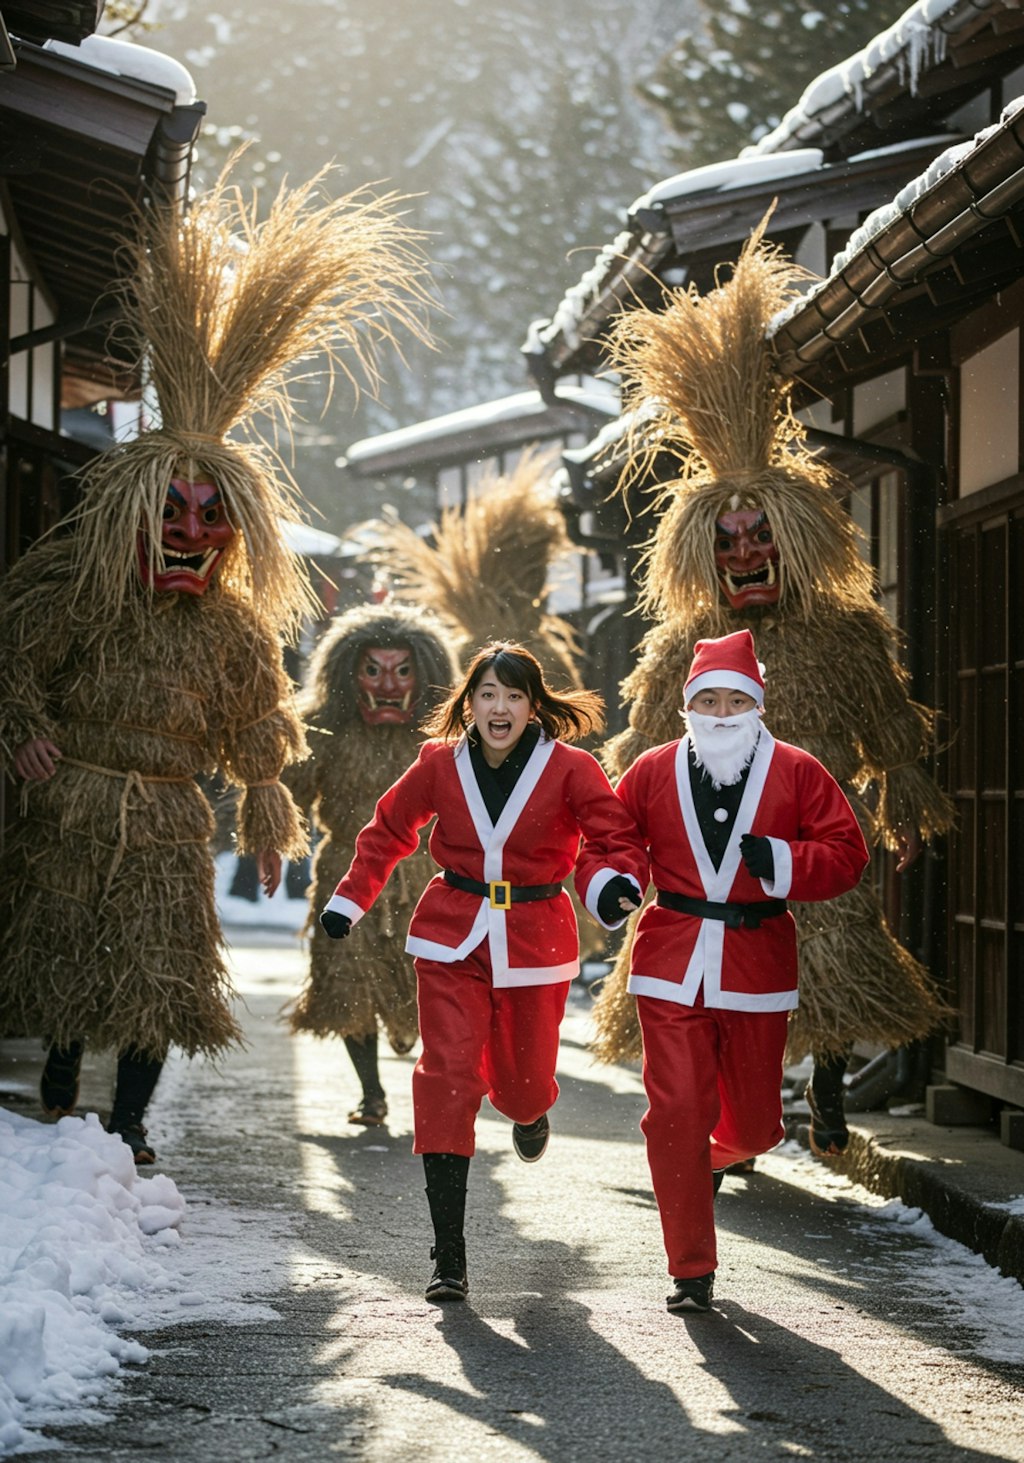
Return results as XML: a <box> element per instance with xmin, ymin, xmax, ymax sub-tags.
<box><xmin>489</xmin><ymin>880</ymin><xmax>512</xmax><ymax>910</ymax></box>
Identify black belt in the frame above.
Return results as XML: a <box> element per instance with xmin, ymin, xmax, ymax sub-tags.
<box><xmin>443</xmin><ymin>870</ymin><xmax>563</xmax><ymax>909</ymax></box>
<box><xmin>655</xmin><ymin>890</ymin><xmax>788</xmax><ymax>930</ymax></box>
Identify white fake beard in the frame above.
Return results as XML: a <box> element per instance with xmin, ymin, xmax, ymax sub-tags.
<box><xmin>684</xmin><ymin>707</ymin><xmax>762</xmax><ymax>788</ymax></box>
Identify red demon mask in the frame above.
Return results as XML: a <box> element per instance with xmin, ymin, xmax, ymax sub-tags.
<box><xmin>138</xmin><ymin>477</ymin><xmax>235</xmax><ymax>594</ymax></box>
<box><xmin>714</xmin><ymin>507</ymin><xmax>781</xmax><ymax>609</ymax></box>
<box><xmin>357</xmin><ymin>645</ymin><xmax>419</xmax><ymax>725</ymax></box>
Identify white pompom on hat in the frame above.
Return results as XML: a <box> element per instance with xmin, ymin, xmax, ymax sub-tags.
<box><xmin>684</xmin><ymin>629</ymin><xmax>766</xmax><ymax>706</ymax></box>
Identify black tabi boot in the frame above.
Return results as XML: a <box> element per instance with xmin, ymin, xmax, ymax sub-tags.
<box><xmin>807</xmin><ymin>1049</ymin><xmax>851</xmax><ymax>1156</ymax></box>
<box><xmin>423</xmin><ymin>1152</ymin><xmax>470</xmax><ymax>1302</ymax></box>
<box><xmin>344</xmin><ymin>1032</ymin><xmax>388</xmax><ymax>1126</ymax></box>
<box><xmin>107</xmin><ymin>1048</ymin><xmax>164</xmax><ymax>1165</ymax></box>
<box><xmin>40</xmin><ymin>1040</ymin><xmax>84</xmax><ymax>1117</ymax></box>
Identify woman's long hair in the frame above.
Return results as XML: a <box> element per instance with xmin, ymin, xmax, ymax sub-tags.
<box><xmin>423</xmin><ymin>642</ymin><xmax>604</xmax><ymax>744</ymax></box>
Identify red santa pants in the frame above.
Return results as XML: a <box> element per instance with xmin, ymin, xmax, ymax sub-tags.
<box><xmin>637</xmin><ymin>993</ymin><xmax>789</xmax><ymax>1278</ymax></box>
<box><xmin>412</xmin><ymin>943</ymin><xmax>570</xmax><ymax>1156</ymax></box>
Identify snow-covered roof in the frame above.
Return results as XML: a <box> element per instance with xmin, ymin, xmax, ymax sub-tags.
<box><xmin>769</xmin><ymin>93</ymin><xmax>1024</xmax><ymax>366</ymax></box>
<box><xmin>749</xmin><ymin>0</ymin><xmax>1000</xmax><ymax>156</ymax></box>
<box><xmin>633</xmin><ymin>149</ymin><xmax>825</xmax><ymax>210</ymax></box>
<box><xmin>279</xmin><ymin>520</ymin><xmax>343</xmax><ymax>558</ymax></box>
<box><xmin>344</xmin><ymin>386</ymin><xmax>619</xmax><ymax>465</ymax></box>
<box><xmin>45</xmin><ymin>34</ymin><xmax>196</xmax><ymax>104</ymax></box>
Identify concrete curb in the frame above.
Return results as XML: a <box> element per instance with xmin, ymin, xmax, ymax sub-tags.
<box><xmin>788</xmin><ymin>1110</ymin><xmax>1024</xmax><ymax>1287</ymax></box>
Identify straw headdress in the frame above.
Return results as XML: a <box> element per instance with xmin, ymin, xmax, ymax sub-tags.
<box><xmin>66</xmin><ymin>160</ymin><xmax>434</xmax><ymax>639</ymax></box>
<box><xmin>367</xmin><ymin>448</ymin><xmax>582</xmax><ymax>686</ymax></box>
<box><xmin>607</xmin><ymin>216</ymin><xmax>875</xmax><ymax>628</ymax></box>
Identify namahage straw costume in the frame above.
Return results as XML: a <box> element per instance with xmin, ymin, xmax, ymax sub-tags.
<box><xmin>285</xmin><ymin>601</ymin><xmax>458</xmax><ymax>1124</ymax></box>
<box><xmin>372</xmin><ymin>448</ymin><xmax>582</xmax><ymax>690</ymax></box>
<box><xmin>590</xmin><ymin>223</ymin><xmax>954</xmax><ymax>1150</ymax></box>
<box><xmin>0</xmin><ymin>164</ymin><xmax>432</xmax><ymax>1163</ymax></box>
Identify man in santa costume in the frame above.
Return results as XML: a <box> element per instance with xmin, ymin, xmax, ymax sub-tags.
<box><xmin>614</xmin><ymin>630</ymin><xmax>868</xmax><ymax>1313</ymax></box>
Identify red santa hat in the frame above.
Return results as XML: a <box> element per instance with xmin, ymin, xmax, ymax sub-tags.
<box><xmin>684</xmin><ymin>630</ymin><xmax>766</xmax><ymax>707</ymax></box>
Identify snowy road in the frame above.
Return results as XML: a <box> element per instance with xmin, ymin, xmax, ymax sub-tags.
<box><xmin>6</xmin><ymin>932</ymin><xmax>1024</xmax><ymax>1460</ymax></box>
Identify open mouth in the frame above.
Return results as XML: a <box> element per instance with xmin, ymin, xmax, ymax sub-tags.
<box><xmin>159</xmin><ymin>546</ymin><xmax>223</xmax><ymax>580</ymax></box>
<box><xmin>722</xmin><ymin>559</ymin><xmax>777</xmax><ymax>597</ymax></box>
<box><xmin>363</xmin><ymin>690</ymin><xmax>415</xmax><ymax>712</ymax></box>
<box><xmin>488</xmin><ymin>719</ymin><xmax>513</xmax><ymax>738</ymax></box>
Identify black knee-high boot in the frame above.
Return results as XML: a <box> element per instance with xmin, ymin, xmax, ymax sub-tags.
<box><xmin>108</xmin><ymin>1048</ymin><xmax>165</xmax><ymax>1164</ymax></box>
<box><xmin>808</xmin><ymin>1049</ymin><xmax>850</xmax><ymax>1155</ymax></box>
<box><xmin>344</xmin><ymin>1032</ymin><xmax>388</xmax><ymax>1125</ymax></box>
<box><xmin>40</xmin><ymin>1039</ymin><xmax>84</xmax><ymax>1116</ymax></box>
<box><xmin>423</xmin><ymin>1152</ymin><xmax>470</xmax><ymax>1301</ymax></box>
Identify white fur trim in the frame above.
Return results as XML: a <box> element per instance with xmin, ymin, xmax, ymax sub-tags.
<box><xmin>761</xmin><ymin>837</ymin><xmax>793</xmax><ymax>898</ymax></box>
<box><xmin>585</xmin><ymin>867</ymin><xmax>644</xmax><ymax>930</ymax></box>
<box><xmin>628</xmin><ymin>973</ymin><xmax>798</xmax><ymax>1011</ymax></box>
<box><xmin>492</xmin><ymin>959</ymin><xmax>578</xmax><ymax>988</ymax></box>
<box><xmin>325</xmin><ymin>893</ymin><xmax>366</xmax><ymax>926</ymax></box>
<box><xmin>685</xmin><ymin>669</ymin><xmax>764</xmax><ymax>705</ymax></box>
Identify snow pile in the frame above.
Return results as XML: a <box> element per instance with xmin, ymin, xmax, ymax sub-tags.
<box><xmin>0</xmin><ymin>1110</ymin><xmax>185</xmax><ymax>1454</ymax></box>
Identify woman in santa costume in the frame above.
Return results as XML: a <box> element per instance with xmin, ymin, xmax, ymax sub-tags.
<box><xmin>614</xmin><ymin>629</ymin><xmax>868</xmax><ymax>1313</ymax></box>
<box><xmin>319</xmin><ymin>642</ymin><xmax>647</xmax><ymax>1303</ymax></box>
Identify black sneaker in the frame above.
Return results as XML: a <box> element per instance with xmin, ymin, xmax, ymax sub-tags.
<box><xmin>426</xmin><ymin>1240</ymin><xmax>468</xmax><ymax>1303</ymax></box>
<box><xmin>512</xmin><ymin>1113</ymin><xmax>550</xmax><ymax>1162</ymax></box>
<box><xmin>40</xmin><ymin>1043</ymin><xmax>83</xmax><ymax>1117</ymax></box>
<box><xmin>108</xmin><ymin>1120</ymin><xmax>156</xmax><ymax>1166</ymax></box>
<box><xmin>712</xmin><ymin>1168</ymin><xmax>725</xmax><ymax>1196</ymax></box>
<box><xmin>666</xmin><ymin>1272</ymin><xmax>715</xmax><ymax>1313</ymax></box>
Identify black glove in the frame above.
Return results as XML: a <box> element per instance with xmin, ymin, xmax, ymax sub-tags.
<box><xmin>319</xmin><ymin>910</ymin><xmax>352</xmax><ymax>940</ymax></box>
<box><xmin>596</xmin><ymin>874</ymin><xmax>641</xmax><ymax>924</ymax></box>
<box><xmin>739</xmin><ymin>834</ymin><xmax>774</xmax><ymax>882</ymax></box>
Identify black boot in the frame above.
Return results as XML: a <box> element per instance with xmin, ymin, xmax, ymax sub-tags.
<box><xmin>344</xmin><ymin>1032</ymin><xmax>388</xmax><ymax>1126</ymax></box>
<box><xmin>807</xmin><ymin>1050</ymin><xmax>850</xmax><ymax>1156</ymax></box>
<box><xmin>423</xmin><ymin>1152</ymin><xmax>469</xmax><ymax>1302</ymax></box>
<box><xmin>107</xmin><ymin>1048</ymin><xmax>164</xmax><ymax>1165</ymax></box>
<box><xmin>40</xmin><ymin>1040</ymin><xmax>84</xmax><ymax>1116</ymax></box>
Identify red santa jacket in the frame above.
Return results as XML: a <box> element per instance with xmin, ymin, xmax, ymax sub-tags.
<box><xmin>326</xmin><ymin>735</ymin><xmax>648</xmax><ymax>987</ymax></box>
<box><xmin>616</xmin><ymin>729</ymin><xmax>868</xmax><ymax>1012</ymax></box>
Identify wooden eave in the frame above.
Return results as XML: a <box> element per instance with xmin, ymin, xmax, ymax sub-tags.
<box><xmin>762</xmin><ymin>0</ymin><xmax>1024</xmax><ymax>160</ymax></box>
<box><xmin>343</xmin><ymin>393</ymin><xmax>612</xmax><ymax>479</ymax></box>
<box><xmin>1</xmin><ymin>38</ymin><xmax>204</xmax><ymax>400</ymax></box>
<box><xmin>525</xmin><ymin>140</ymin><xmax>956</xmax><ymax>389</ymax></box>
<box><xmin>771</xmin><ymin>102</ymin><xmax>1024</xmax><ymax>396</ymax></box>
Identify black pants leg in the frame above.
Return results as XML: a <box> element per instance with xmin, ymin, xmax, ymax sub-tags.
<box><xmin>110</xmin><ymin>1047</ymin><xmax>165</xmax><ymax>1128</ymax></box>
<box><xmin>40</xmin><ymin>1039</ymin><xmax>84</xmax><ymax>1114</ymax></box>
<box><xmin>423</xmin><ymin>1152</ymin><xmax>470</xmax><ymax>1249</ymax></box>
<box><xmin>344</xmin><ymin>1032</ymin><xmax>385</xmax><ymax>1101</ymax></box>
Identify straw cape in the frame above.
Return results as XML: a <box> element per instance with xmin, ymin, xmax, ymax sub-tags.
<box><xmin>0</xmin><ymin>164</ymin><xmax>434</xmax><ymax>1059</ymax></box>
<box><xmin>590</xmin><ymin>223</ymin><xmax>955</xmax><ymax>1064</ymax></box>
<box><xmin>284</xmin><ymin>602</ymin><xmax>458</xmax><ymax>1051</ymax></box>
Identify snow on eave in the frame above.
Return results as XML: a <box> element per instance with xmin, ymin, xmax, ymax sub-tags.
<box><xmin>45</xmin><ymin>34</ymin><xmax>196</xmax><ymax>104</ymax></box>
<box><xmin>523</xmin><ymin>231</ymin><xmax>636</xmax><ymax>354</ymax></box>
<box><xmin>344</xmin><ymin>386</ymin><xmax>619</xmax><ymax>463</ymax></box>
<box><xmin>766</xmin><ymin>94</ymin><xmax>1024</xmax><ymax>342</ymax></box>
<box><xmin>279</xmin><ymin>520</ymin><xmax>343</xmax><ymax>558</ymax></box>
<box><xmin>631</xmin><ymin>149</ymin><xmax>824</xmax><ymax>210</ymax></box>
<box><xmin>747</xmin><ymin>0</ymin><xmax>973</xmax><ymax>157</ymax></box>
